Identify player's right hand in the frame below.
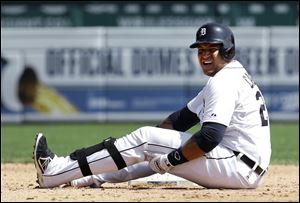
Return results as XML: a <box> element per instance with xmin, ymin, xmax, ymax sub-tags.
<box><xmin>144</xmin><ymin>152</ymin><xmax>174</xmax><ymax>174</ymax></box>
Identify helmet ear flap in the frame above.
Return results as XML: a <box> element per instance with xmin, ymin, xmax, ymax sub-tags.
<box><xmin>220</xmin><ymin>44</ymin><xmax>235</xmax><ymax>61</ymax></box>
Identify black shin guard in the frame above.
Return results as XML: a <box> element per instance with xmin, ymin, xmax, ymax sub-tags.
<box><xmin>69</xmin><ymin>137</ymin><xmax>127</xmax><ymax>177</ymax></box>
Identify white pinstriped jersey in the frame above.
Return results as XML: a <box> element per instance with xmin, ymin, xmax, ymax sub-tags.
<box><xmin>187</xmin><ymin>60</ymin><xmax>271</xmax><ymax>169</ymax></box>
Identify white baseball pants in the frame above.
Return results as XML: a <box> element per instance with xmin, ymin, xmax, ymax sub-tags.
<box><xmin>41</xmin><ymin>126</ymin><xmax>267</xmax><ymax>188</ymax></box>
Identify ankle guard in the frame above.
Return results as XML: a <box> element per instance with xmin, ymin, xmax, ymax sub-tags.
<box><xmin>69</xmin><ymin>137</ymin><xmax>127</xmax><ymax>176</ymax></box>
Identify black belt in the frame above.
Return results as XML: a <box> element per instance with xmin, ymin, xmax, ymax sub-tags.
<box><xmin>233</xmin><ymin>151</ymin><xmax>266</xmax><ymax>176</ymax></box>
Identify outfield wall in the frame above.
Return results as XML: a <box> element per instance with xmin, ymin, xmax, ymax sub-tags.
<box><xmin>1</xmin><ymin>26</ymin><xmax>299</xmax><ymax>122</ymax></box>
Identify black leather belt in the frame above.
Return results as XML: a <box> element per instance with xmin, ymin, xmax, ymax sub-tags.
<box><xmin>233</xmin><ymin>151</ymin><xmax>266</xmax><ymax>176</ymax></box>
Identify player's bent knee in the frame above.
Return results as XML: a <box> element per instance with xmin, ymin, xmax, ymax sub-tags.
<box><xmin>130</xmin><ymin>126</ymin><xmax>156</xmax><ymax>139</ymax></box>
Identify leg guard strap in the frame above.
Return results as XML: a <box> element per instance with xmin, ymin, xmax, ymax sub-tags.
<box><xmin>102</xmin><ymin>137</ymin><xmax>127</xmax><ymax>170</ymax></box>
<box><xmin>74</xmin><ymin>148</ymin><xmax>93</xmax><ymax>176</ymax></box>
<box><xmin>69</xmin><ymin>137</ymin><xmax>127</xmax><ymax>177</ymax></box>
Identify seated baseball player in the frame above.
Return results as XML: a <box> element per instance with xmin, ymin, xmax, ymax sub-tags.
<box><xmin>33</xmin><ymin>22</ymin><xmax>271</xmax><ymax>189</ymax></box>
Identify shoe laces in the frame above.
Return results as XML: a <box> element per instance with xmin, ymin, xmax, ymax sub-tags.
<box><xmin>39</xmin><ymin>156</ymin><xmax>53</xmax><ymax>172</ymax></box>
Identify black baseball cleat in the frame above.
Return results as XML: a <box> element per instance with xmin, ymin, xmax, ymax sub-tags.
<box><xmin>33</xmin><ymin>133</ymin><xmax>55</xmax><ymax>187</ymax></box>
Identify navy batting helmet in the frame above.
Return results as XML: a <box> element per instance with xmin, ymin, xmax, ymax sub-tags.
<box><xmin>189</xmin><ymin>22</ymin><xmax>235</xmax><ymax>60</ymax></box>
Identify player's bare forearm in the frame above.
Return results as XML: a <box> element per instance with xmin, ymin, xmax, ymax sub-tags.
<box><xmin>181</xmin><ymin>137</ymin><xmax>205</xmax><ymax>160</ymax></box>
<box><xmin>148</xmin><ymin>136</ymin><xmax>205</xmax><ymax>174</ymax></box>
<box><xmin>157</xmin><ymin>118</ymin><xmax>174</xmax><ymax>130</ymax></box>
<box><xmin>157</xmin><ymin>118</ymin><xmax>205</xmax><ymax>160</ymax></box>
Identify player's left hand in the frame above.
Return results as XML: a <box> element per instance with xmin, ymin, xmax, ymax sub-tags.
<box><xmin>145</xmin><ymin>152</ymin><xmax>174</xmax><ymax>174</ymax></box>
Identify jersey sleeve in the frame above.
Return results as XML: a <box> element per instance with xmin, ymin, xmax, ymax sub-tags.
<box><xmin>202</xmin><ymin>77</ymin><xmax>237</xmax><ymax>126</ymax></box>
<box><xmin>187</xmin><ymin>90</ymin><xmax>204</xmax><ymax>115</ymax></box>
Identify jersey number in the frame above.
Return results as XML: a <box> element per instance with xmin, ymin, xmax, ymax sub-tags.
<box><xmin>256</xmin><ymin>91</ymin><xmax>268</xmax><ymax>126</ymax></box>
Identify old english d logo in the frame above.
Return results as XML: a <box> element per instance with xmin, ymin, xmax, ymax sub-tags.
<box><xmin>200</xmin><ymin>28</ymin><xmax>206</xmax><ymax>36</ymax></box>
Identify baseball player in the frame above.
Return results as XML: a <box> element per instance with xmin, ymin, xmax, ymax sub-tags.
<box><xmin>33</xmin><ymin>22</ymin><xmax>271</xmax><ymax>189</ymax></box>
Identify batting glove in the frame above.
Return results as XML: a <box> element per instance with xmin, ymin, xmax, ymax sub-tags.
<box><xmin>147</xmin><ymin>153</ymin><xmax>174</xmax><ymax>174</ymax></box>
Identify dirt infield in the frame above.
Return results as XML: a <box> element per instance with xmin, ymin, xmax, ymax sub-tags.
<box><xmin>1</xmin><ymin>163</ymin><xmax>299</xmax><ymax>202</ymax></box>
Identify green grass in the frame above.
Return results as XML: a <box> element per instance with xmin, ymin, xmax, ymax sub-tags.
<box><xmin>1</xmin><ymin>122</ymin><xmax>298</xmax><ymax>165</ymax></box>
<box><xmin>269</xmin><ymin>122</ymin><xmax>299</xmax><ymax>165</ymax></box>
<box><xmin>1</xmin><ymin>122</ymin><xmax>149</xmax><ymax>163</ymax></box>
